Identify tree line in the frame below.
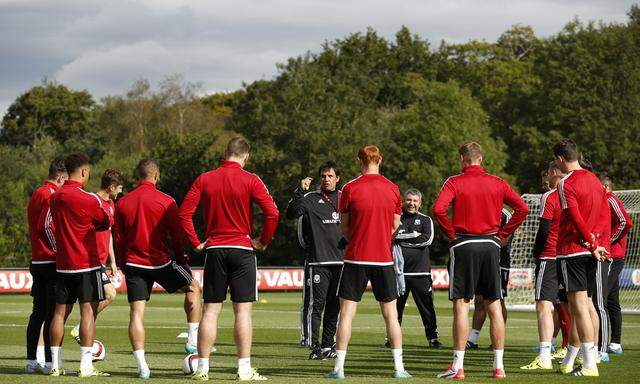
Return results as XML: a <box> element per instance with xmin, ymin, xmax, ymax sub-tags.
<box><xmin>2</xmin><ymin>6</ymin><xmax>639</xmax><ymax>266</ymax></box>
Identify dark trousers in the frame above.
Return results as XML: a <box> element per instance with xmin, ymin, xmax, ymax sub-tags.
<box><xmin>26</xmin><ymin>263</ymin><xmax>56</xmax><ymax>362</ymax></box>
<box><xmin>397</xmin><ymin>275</ymin><xmax>439</xmax><ymax>341</ymax></box>
<box><xmin>607</xmin><ymin>259</ymin><xmax>624</xmax><ymax>344</ymax></box>
<box><xmin>300</xmin><ymin>264</ymin><xmax>341</xmax><ymax>348</ymax></box>
<box><xmin>591</xmin><ymin>260</ymin><xmax>609</xmax><ymax>353</ymax></box>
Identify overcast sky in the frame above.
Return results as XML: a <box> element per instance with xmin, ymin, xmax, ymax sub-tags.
<box><xmin>0</xmin><ymin>0</ymin><xmax>635</xmax><ymax>114</ymax></box>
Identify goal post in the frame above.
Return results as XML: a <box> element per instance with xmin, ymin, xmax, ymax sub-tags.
<box><xmin>506</xmin><ymin>190</ymin><xmax>640</xmax><ymax>314</ymax></box>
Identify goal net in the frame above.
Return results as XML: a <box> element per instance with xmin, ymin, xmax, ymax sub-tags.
<box><xmin>506</xmin><ymin>190</ymin><xmax>640</xmax><ymax>314</ymax></box>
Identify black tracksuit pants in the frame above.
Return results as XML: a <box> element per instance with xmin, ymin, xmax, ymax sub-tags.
<box><xmin>397</xmin><ymin>275</ymin><xmax>439</xmax><ymax>341</ymax></box>
<box><xmin>607</xmin><ymin>259</ymin><xmax>624</xmax><ymax>345</ymax></box>
<box><xmin>26</xmin><ymin>263</ymin><xmax>56</xmax><ymax>362</ymax></box>
<box><xmin>300</xmin><ymin>264</ymin><xmax>341</xmax><ymax>348</ymax></box>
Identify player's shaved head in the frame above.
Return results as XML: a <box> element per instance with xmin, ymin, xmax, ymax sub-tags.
<box><xmin>135</xmin><ymin>159</ymin><xmax>160</xmax><ymax>181</ymax></box>
<box><xmin>47</xmin><ymin>157</ymin><xmax>67</xmax><ymax>180</ymax></box>
<box><xmin>357</xmin><ymin>145</ymin><xmax>382</xmax><ymax>166</ymax></box>
<box><xmin>459</xmin><ymin>142</ymin><xmax>483</xmax><ymax>162</ymax></box>
<box><xmin>226</xmin><ymin>136</ymin><xmax>250</xmax><ymax>158</ymax></box>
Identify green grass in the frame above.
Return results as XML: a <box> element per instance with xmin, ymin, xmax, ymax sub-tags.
<box><xmin>0</xmin><ymin>291</ymin><xmax>638</xmax><ymax>383</ymax></box>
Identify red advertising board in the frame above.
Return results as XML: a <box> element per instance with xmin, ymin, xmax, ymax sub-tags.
<box><xmin>0</xmin><ymin>267</ymin><xmax>534</xmax><ymax>293</ymax></box>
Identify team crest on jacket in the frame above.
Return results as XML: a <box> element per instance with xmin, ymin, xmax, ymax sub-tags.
<box><xmin>332</xmin><ymin>212</ymin><xmax>339</xmax><ymax>220</ymax></box>
<box><xmin>414</xmin><ymin>219</ymin><xmax>421</xmax><ymax>225</ymax></box>
<box><xmin>314</xmin><ymin>274</ymin><xmax>320</xmax><ymax>283</ymax></box>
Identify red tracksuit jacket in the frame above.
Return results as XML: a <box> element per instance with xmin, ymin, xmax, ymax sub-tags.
<box><xmin>432</xmin><ymin>165</ymin><xmax>529</xmax><ymax>239</ymax></box>
<box><xmin>28</xmin><ymin>181</ymin><xmax>58</xmax><ymax>264</ymax></box>
<box><xmin>178</xmin><ymin>160</ymin><xmax>279</xmax><ymax>250</ymax></box>
<box><xmin>50</xmin><ymin>180</ymin><xmax>112</xmax><ymax>273</ymax></box>
<box><xmin>607</xmin><ymin>192</ymin><xmax>633</xmax><ymax>259</ymax></box>
<box><xmin>113</xmin><ymin>182</ymin><xmax>185</xmax><ymax>268</ymax></box>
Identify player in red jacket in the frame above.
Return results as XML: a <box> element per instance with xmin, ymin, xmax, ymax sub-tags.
<box><xmin>433</xmin><ymin>142</ymin><xmax>529</xmax><ymax>380</ymax></box>
<box><xmin>179</xmin><ymin>137</ymin><xmax>279</xmax><ymax>381</ymax></box>
<box><xmin>25</xmin><ymin>158</ymin><xmax>67</xmax><ymax>374</ymax></box>
<box><xmin>553</xmin><ymin>139</ymin><xmax>610</xmax><ymax>377</ymax></box>
<box><xmin>69</xmin><ymin>170</ymin><xmax>123</xmax><ymax>345</ymax></box>
<box><xmin>325</xmin><ymin>145</ymin><xmax>411</xmax><ymax>380</ymax></box>
<box><xmin>48</xmin><ymin>153</ymin><xmax>113</xmax><ymax>377</ymax></box>
<box><xmin>113</xmin><ymin>159</ymin><xmax>201</xmax><ymax>379</ymax></box>
<box><xmin>599</xmin><ymin>174</ymin><xmax>633</xmax><ymax>355</ymax></box>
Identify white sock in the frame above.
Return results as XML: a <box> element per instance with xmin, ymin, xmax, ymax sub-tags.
<box><xmin>334</xmin><ymin>350</ymin><xmax>346</xmax><ymax>373</ymax></box>
<box><xmin>133</xmin><ymin>349</ymin><xmax>149</xmax><ymax>372</ymax></box>
<box><xmin>562</xmin><ymin>345</ymin><xmax>579</xmax><ymax>366</ymax></box>
<box><xmin>609</xmin><ymin>342</ymin><xmax>621</xmax><ymax>350</ymax></box>
<box><xmin>493</xmin><ymin>349</ymin><xmax>504</xmax><ymax>370</ymax></box>
<box><xmin>80</xmin><ymin>347</ymin><xmax>93</xmax><ymax>371</ymax></box>
<box><xmin>36</xmin><ymin>346</ymin><xmax>45</xmax><ymax>365</ymax></box>
<box><xmin>50</xmin><ymin>346</ymin><xmax>61</xmax><ymax>370</ymax></box>
<box><xmin>238</xmin><ymin>357</ymin><xmax>251</xmax><ymax>375</ymax></box>
<box><xmin>468</xmin><ymin>329</ymin><xmax>480</xmax><ymax>344</ymax></box>
<box><xmin>452</xmin><ymin>350</ymin><xmax>465</xmax><ymax>370</ymax></box>
<box><xmin>582</xmin><ymin>342</ymin><xmax>596</xmax><ymax>369</ymax></box>
<box><xmin>392</xmin><ymin>348</ymin><xmax>404</xmax><ymax>372</ymax></box>
<box><xmin>197</xmin><ymin>357</ymin><xmax>209</xmax><ymax>374</ymax></box>
<box><xmin>539</xmin><ymin>342</ymin><xmax>552</xmax><ymax>363</ymax></box>
<box><xmin>187</xmin><ymin>323</ymin><xmax>199</xmax><ymax>346</ymax></box>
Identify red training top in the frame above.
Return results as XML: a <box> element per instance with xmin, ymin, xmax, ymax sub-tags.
<box><xmin>339</xmin><ymin>174</ymin><xmax>402</xmax><ymax>265</ymax></box>
<box><xmin>28</xmin><ymin>181</ymin><xmax>59</xmax><ymax>264</ymax></box>
<box><xmin>607</xmin><ymin>192</ymin><xmax>633</xmax><ymax>259</ymax></box>
<box><xmin>557</xmin><ymin>169</ymin><xmax>610</xmax><ymax>258</ymax></box>
<box><xmin>432</xmin><ymin>165</ymin><xmax>529</xmax><ymax>239</ymax></box>
<box><xmin>178</xmin><ymin>160</ymin><xmax>279</xmax><ymax>251</ymax></box>
<box><xmin>50</xmin><ymin>180</ymin><xmax>112</xmax><ymax>273</ymax></box>
<box><xmin>113</xmin><ymin>181</ymin><xmax>185</xmax><ymax>269</ymax></box>
<box><xmin>539</xmin><ymin>189</ymin><xmax>561</xmax><ymax>259</ymax></box>
<box><xmin>95</xmin><ymin>196</ymin><xmax>115</xmax><ymax>266</ymax></box>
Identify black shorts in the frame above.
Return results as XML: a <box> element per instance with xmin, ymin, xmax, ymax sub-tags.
<box><xmin>500</xmin><ymin>267</ymin><xmax>510</xmax><ymax>298</ymax></box>
<box><xmin>534</xmin><ymin>259</ymin><xmax>558</xmax><ymax>302</ymax></box>
<box><xmin>558</xmin><ymin>256</ymin><xmax>597</xmax><ymax>296</ymax></box>
<box><xmin>448</xmin><ymin>236</ymin><xmax>502</xmax><ymax>300</ymax></box>
<box><xmin>125</xmin><ymin>261</ymin><xmax>192</xmax><ymax>302</ymax></box>
<box><xmin>55</xmin><ymin>269</ymin><xmax>105</xmax><ymax>304</ymax></box>
<box><xmin>203</xmin><ymin>248</ymin><xmax>257</xmax><ymax>303</ymax></box>
<box><xmin>338</xmin><ymin>263</ymin><xmax>398</xmax><ymax>303</ymax></box>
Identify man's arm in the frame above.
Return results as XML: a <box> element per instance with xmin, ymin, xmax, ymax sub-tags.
<box><xmin>340</xmin><ymin>213</ymin><xmax>350</xmax><ymax>240</ymax></box>
<box><xmin>432</xmin><ymin>179</ymin><xmax>456</xmax><ymax>239</ymax></box>
<box><xmin>397</xmin><ymin>216</ymin><xmax>435</xmax><ymax>247</ymax></box>
<box><xmin>167</xmin><ymin>200</ymin><xmax>187</xmax><ymax>264</ymax></box>
<box><xmin>499</xmin><ymin>185</ymin><xmax>530</xmax><ymax>239</ymax></box>
<box><xmin>178</xmin><ymin>176</ymin><xmax>203</xmax><ymax>249</ymax></box>
<box><xmin>285</xmin><ymin>178</ymin><xmax>313</xmax><ymax>219</ymax></box>
<box><xmin>88</xmin><ymin>194</ymin><xmax>112</xmax><ymax>231</ymax></box>
<box><xmin>532</xmin><ymin>219</ymin><xmax>551</xmax><ymax>259</ymax></box>
<box><xmin>251</xmin><ymin>175</ymin><xmax>280</xmax><ymax>249</ymax></box>
<box><xmin>107</xmin><ymin>232</ymin><xmax>118</xmax><ymax>276</ymax></box>
<box><xmin>112</xmin><ymin>209</ymin><xmax>126</xmax><ymax>268</ymax></box>
<box><xmin>609</xmin><ymin>196</ymin><xmax>633</xmax><ymax>244</ymax></box>
<box><xmin>38</xmin><ymin>207</ymin><xmax>56</xmax><ymax>251</ymax></box>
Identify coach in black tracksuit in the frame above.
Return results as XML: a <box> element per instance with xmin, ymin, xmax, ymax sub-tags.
<box><xmin>394</xmin><ymin>188</ymin><xmax>441</xmax><ymax>347</ymax></box>
<box><xmin>286</xmin><ymin>161</ymin><xmax>344</xmax><ymax>360</ymax></box>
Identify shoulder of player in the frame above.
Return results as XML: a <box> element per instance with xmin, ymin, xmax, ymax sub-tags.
<box><xmin>416</xmin><ymin>212</ymin><xmax>433</xmax><ymax>222</ymax></box>
<box><xmin>303</xmin><ymin>189</ymin><xmax>321</xmax><ymax>198</ymax></box>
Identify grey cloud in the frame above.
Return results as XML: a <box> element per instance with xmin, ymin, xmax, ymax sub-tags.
<box><xmin>0</xmin><ymin>0</ymin><xmax>636</xmax><ymax>114</ymax></box>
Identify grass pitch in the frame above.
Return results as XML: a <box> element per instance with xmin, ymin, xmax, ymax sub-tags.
<box><xmin>0</xmin><ymin>291</ymin><xmax>637</xmax><ymax>383</ymax></box>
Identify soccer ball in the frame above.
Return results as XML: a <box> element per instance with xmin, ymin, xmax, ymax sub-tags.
<box><xmin>183</xmin><ymin>353</ymin><xmax>198</xmax><ymax>374</ymax></box>
<box><xmin>92</xmin><ymin>340</ymin><xmax>106</xmax><ymax>361</ymax></box>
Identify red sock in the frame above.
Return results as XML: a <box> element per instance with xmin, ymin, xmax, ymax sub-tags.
<box><xmin>554</xmin><ymin>303</ymin><xmax>570</xmax><ymax>348</ymax></box>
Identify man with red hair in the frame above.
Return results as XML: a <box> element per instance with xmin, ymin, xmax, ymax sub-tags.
<box><xmin>325</xmin><ymin>145</ymin><xmax>411</xmax><ymax>380</ymax></box>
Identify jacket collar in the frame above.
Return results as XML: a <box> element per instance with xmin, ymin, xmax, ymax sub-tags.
<box><xmin>221</xmin><ymin>160</ymin><xmax>242</xmax><ymax>168</ymax></box>
<box><xmin>463</xmin><ymin>165</ymin><xmax>484</xmax><ymax>173</ymax></box>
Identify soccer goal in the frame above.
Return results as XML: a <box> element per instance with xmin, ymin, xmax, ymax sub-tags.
<box><xmin>506</xmin><ymin>190</ymin><xmax>640</xmax><ymax>314</ymax></box>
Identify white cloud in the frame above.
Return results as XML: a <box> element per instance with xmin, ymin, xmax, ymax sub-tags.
<box><xmin>0</xmin><ymin>0</ymin><xmax>636</xmax><ymax>114</ymax></box>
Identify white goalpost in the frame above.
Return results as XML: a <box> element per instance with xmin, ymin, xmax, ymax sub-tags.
<box><xmin>506</xmin><ymin>190</ymin><xmax>640</xmax><ymax>314</ymax></box>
